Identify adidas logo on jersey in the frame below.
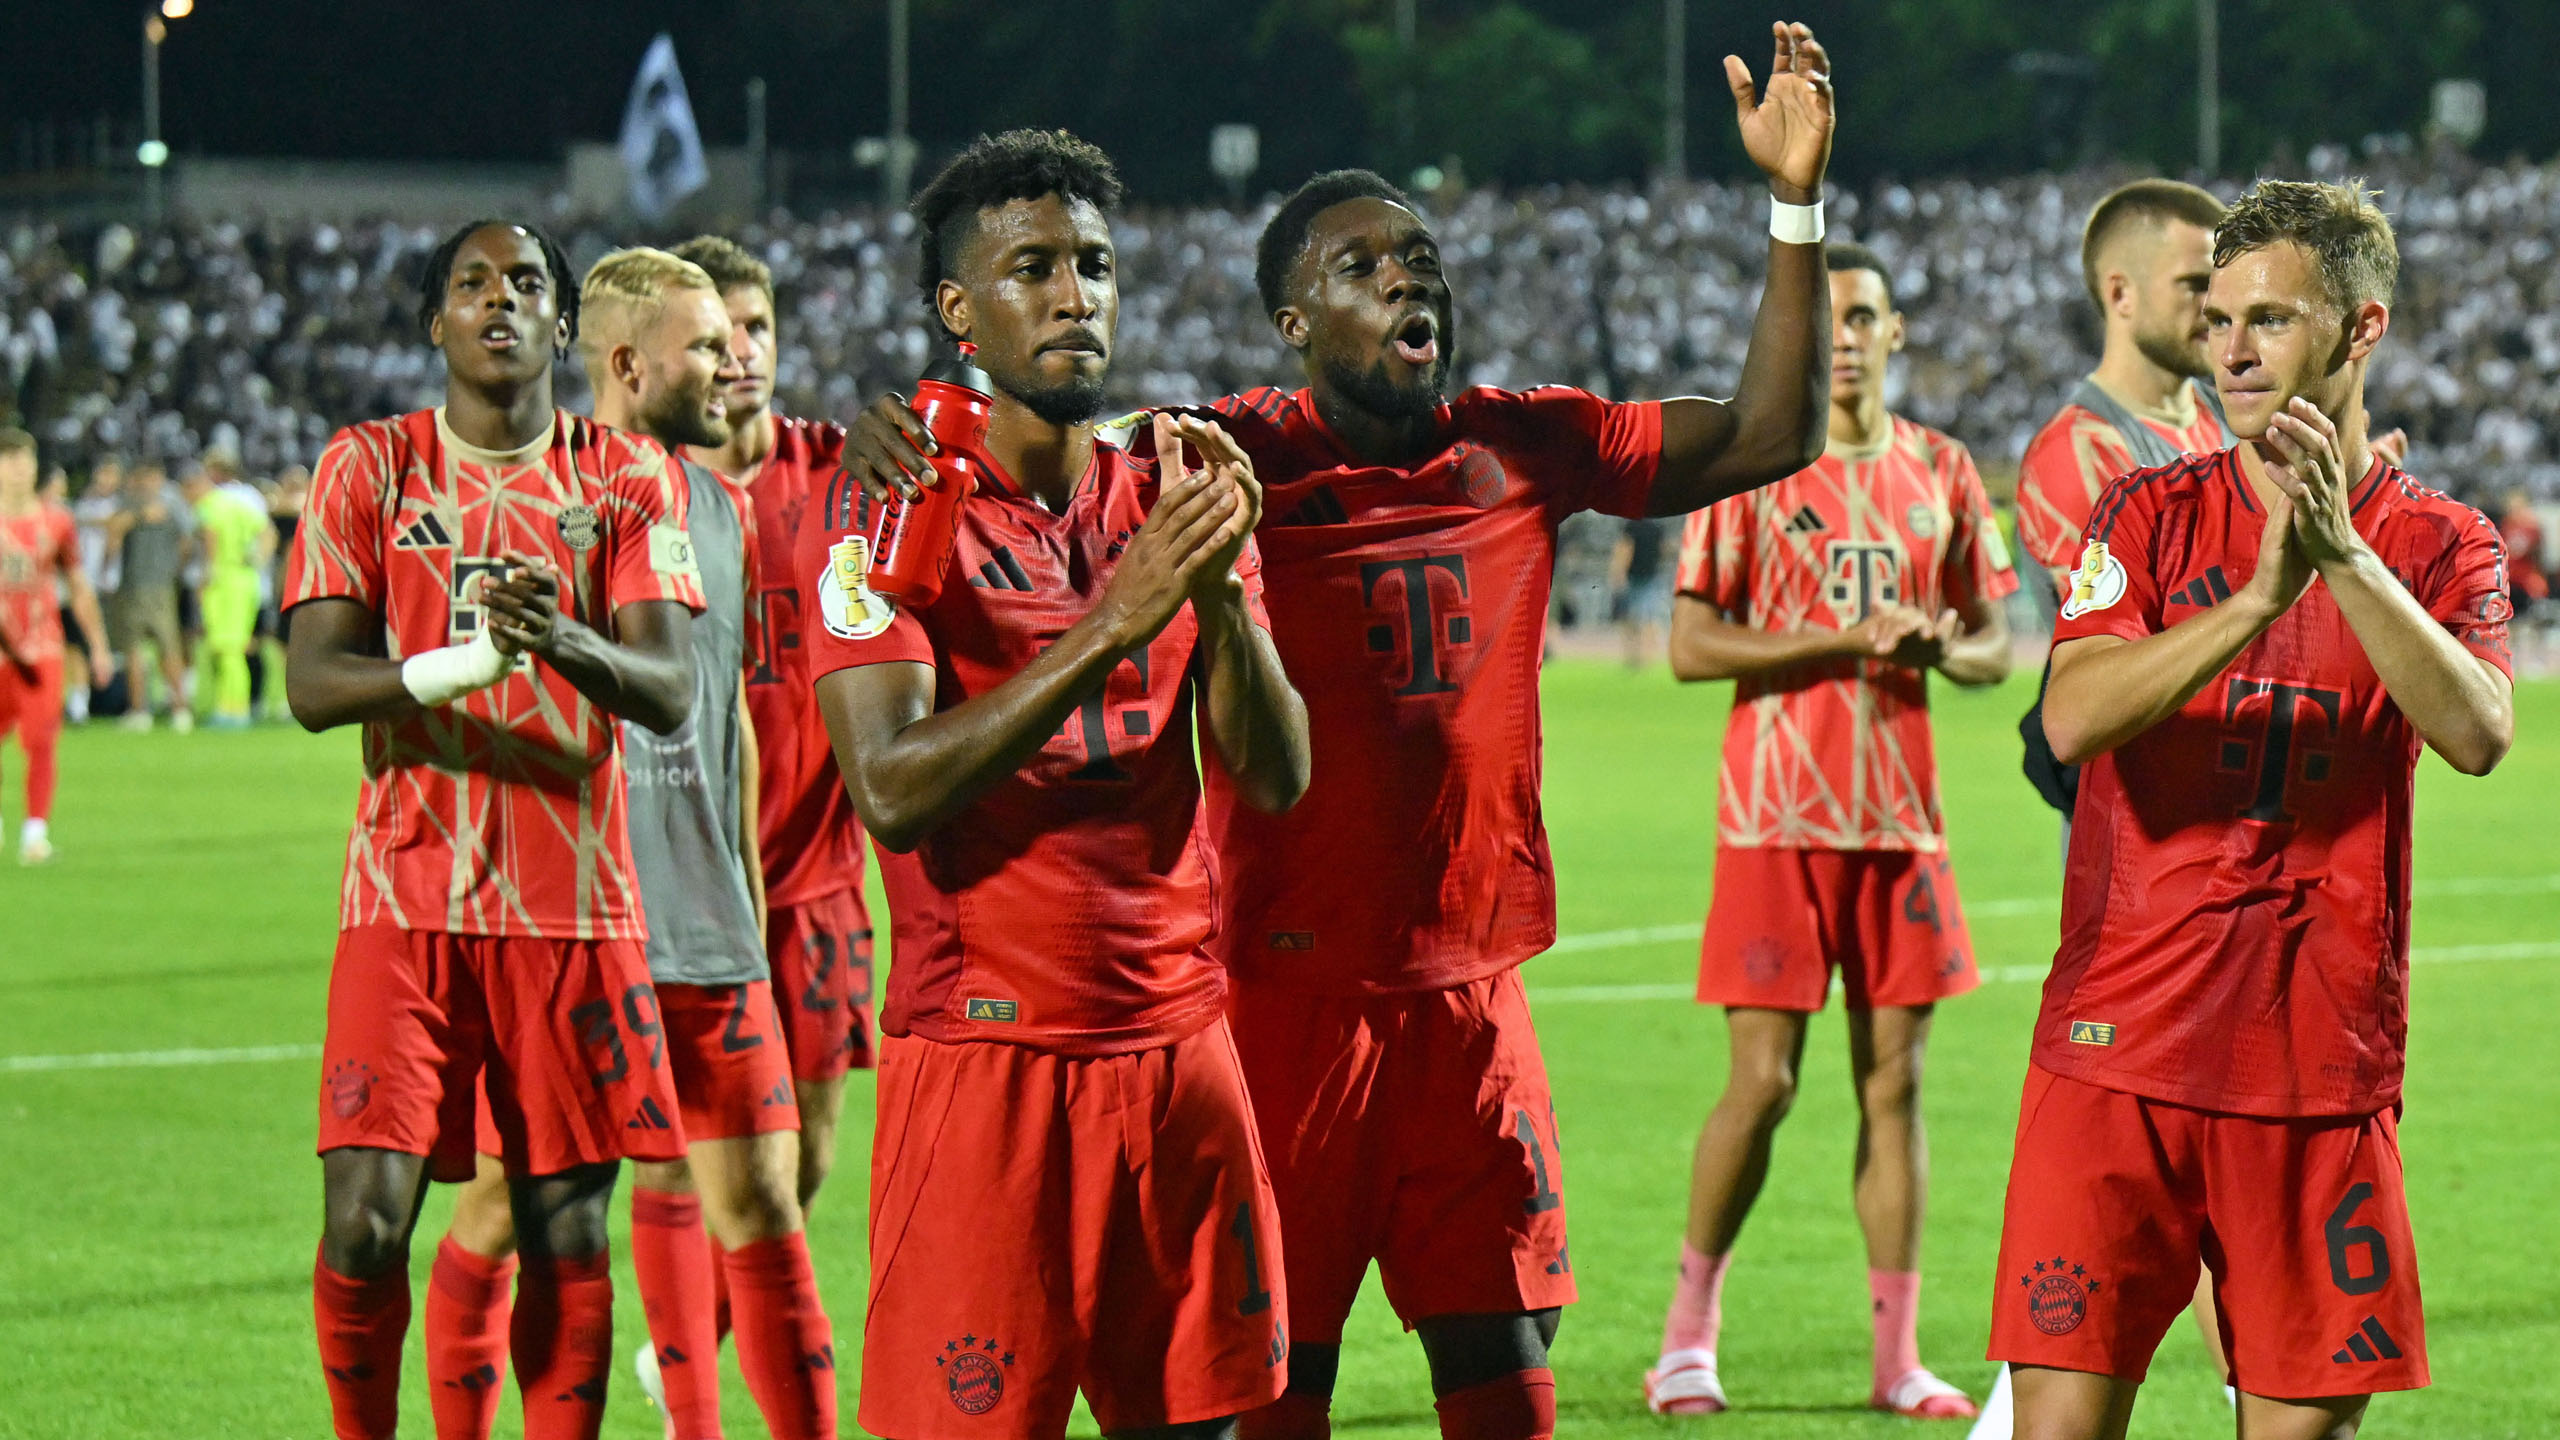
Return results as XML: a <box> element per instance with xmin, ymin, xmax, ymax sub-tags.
<box><xmin>965</xmin><ymin>546</ymin><xmax>1035</xmax><ymax>591</ymax></box>
<box><xmin>395</xmin><ymin>512</ymin><xmax>454</xmax><ymax>550</ymax></box>
<box><xmin>2332</xmin><ymin>1315</ymin><xmax>2404</xmax><ymax>1364</ymax></box>
<box><xmin>1782</xmin><ymin>504</ymin><xmax>1825</xmax><ymax>535</ymax></box>
<box><xmin>626</xmin><ymin>1097</ymin><xmax>673</xmax><ymax>1131</ymax></box>
<box><xmin>2166</xmin><ymin>566</ymin><xmax>2233</xmax><ymax>609</ymax></box>
<box><xmin>1275</xmin><ymin>486</ymin><xmax>1350</xmax><ymax>528</ymax></box>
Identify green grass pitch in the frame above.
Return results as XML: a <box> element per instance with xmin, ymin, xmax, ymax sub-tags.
<box><xmin>1</xmin><ymin>662</ymin><xmax>2552</xmax><ymax>1438</ymax></box>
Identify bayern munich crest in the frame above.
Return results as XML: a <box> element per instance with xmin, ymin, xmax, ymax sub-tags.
<box><xmin>556</xmin><ymin>503</ymin><xmax>602</xmax><ymax>551</ymax></box>
<box><xmin>2018</xmin><ymin>1256</ymin><xmax>2100</xmax><ymax>1335</ymax></box>
<box><xmin>327</xmin><ymin>1061</ymin><xmax>376</xmax><ymax>1119</ymax></box>
<box><xmin>937</xmin><ymin>1334</ymin><xmax>1013</xmax><ymax>1415</ymax></box>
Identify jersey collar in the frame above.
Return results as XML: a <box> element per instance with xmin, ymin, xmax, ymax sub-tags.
<box><xmin>434</xmin><ymin>406</ymin><xmax>557</xmax><ymax>467</ymax></box>
<box><xmin>1290</xmin><ymin>386</ymin><xmax>1454</xmax><ymax>472</ymax></box>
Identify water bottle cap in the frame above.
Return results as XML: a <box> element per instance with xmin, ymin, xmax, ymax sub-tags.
<box><xmin>922</xmin><ymin>342</ymin><xmax>994</xmax><ymax>398</ymax></box>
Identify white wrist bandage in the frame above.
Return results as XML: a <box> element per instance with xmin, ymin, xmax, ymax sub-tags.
<box><xmin>400</xmin><ymin>631</ymin><xmax>513</xmax><ymax>708</ymax></box>
<box><xmin>1770</xmin><ymin>197</ymin><xmax>1826</xmax><ymax>245</ymax></box>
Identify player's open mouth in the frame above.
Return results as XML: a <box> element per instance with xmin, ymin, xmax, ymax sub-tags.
<box><xmin>478</xmin><ymin>324</ymin><xmax>520</xmax><ymax>351</ymax></box>
<box><xmin>1392</xmin><ymin>312</ymin><xmax>1439</xmax><ymax>368</ymax></box>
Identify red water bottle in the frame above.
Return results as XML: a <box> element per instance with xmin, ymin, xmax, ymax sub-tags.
<box><xmin>865</xmin><ymin>342</ymin><xmax>996</xmax><ymax>607</ymax></box>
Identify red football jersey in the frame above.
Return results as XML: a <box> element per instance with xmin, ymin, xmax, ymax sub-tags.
<box><xmin>1677</xmin><ymin>417</ymin><xmax>2019</xmax><ymax>851</ymax></box>
<box><xmin>1196</xmin><ymin>385</ymin><xmax>1662</xmax><ymax>994</ymax></box>
<box><xmin>2039</xmin><ymin>449</ymin><xmax>2512</xmax><ymax>1117</ymax></box>
<box><xmin>0</xmin><ymin>505</ymin><xmax>78</xmax><ymax>663</ymax></box>
<box><xmin>796</xmin><ymin>439</ymin><xmax>1269</xmax><ymax>1056</ymax></box>
<box><xmin>2017</xmin><ymin>391</ymin><xmax>2228</xmax><ymax>582</ymax></box>
<box><xmin>286</xmin><ymin>409</ymin><xmax>706</xmax><ymax>940</ymax></box>
<box><xmin>723</xmin><ymin>415</ymin><xmax>869</xmax><ymax>909</ymax></box>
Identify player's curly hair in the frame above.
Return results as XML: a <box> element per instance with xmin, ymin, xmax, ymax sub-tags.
<box><xmin>414</xmin><ymin>218</ymin><xmax>580</xmax><ymax>344</ymax></box>
<box><xmin>911</xmin><ymin>129</ymin><xmax>1125</xmax><ymax>340</ymax></box>
<box><xmin>1255</xmin><ymin>169</ymin><xmax>1421</xmax><ymax>319</ymax></box>
<box><xmin>2213</xmin><ymin>179</ymin><xmax>2399</xmax><ymax>316</ymax></box>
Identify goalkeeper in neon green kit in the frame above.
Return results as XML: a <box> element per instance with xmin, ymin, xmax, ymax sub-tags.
<box><xmin>185</xmin><ymin>457</ymin><xmax>272</xmax><ymax>728</ymax></box>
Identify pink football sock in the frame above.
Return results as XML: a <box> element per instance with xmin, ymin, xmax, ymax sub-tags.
<box><xmin>1870</xmin><ymin>1268</ymin><xmax>1923</xmax><ymax>1391</ymax></box>
<box><xmin>1661</xmin><ymin>1243</ymin><xmax>1731</xmax><ymax>1356</ymax></box>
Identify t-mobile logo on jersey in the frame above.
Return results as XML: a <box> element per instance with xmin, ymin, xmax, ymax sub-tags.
<box><xmin>1359</xmin><ymin>554</ymin><xmax>1473</xmax><ymax>697</ymax></box>
<box><xmin>2219</xmin><ymin>676</ymin><xmax>2343</xmax><ymax>824</ymax></box>
<box><xmin>1823</xmin><ymin>540</ymin><xmax>1903</xmax><ymax>624</ymax></box>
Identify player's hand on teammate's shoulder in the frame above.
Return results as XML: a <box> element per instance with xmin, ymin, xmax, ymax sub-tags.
<box><xmin>845</xmin><ymin>392</ymin><xmax>935</xmax><ymax>503</ymax></box>
<box><xmin>480</xmin><ymin>548</ymin><xmax>564</xmax><ymax>656</ymax></box>
<box><xmin>1727</xmin><ymin>21</ymin><xmax>1835</xmax><ymax>204</ymax></box>
<box><xmin>2265</xmin><ymin>396</ymin><xmax>2373</xmax><ymax>571</ymax></box>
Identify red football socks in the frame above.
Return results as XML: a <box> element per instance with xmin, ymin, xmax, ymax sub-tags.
<box><xmin>24</xmin><ymin>731</ymin><xmax>55</xmax><ymax>820</ymax></box>
<box><xmin>512</xmin><ymin>1251</ymin><xmax>615</xmax><ymax>1440</ymax></box>
<box><xmin>1433</xmin><ymin>1368</ymin><xmax>1556</xmax><ymax>1440</ymax></box>
<box><xmin>426</xmin><ymin>1237</ymin><xmax>516</xmax><ymax>1440</ymax></box>
<box><xmin>709</xmin><ymin>1229</ymin><xmax>733</xmax><ymax>1343</ymax></box>
<box><xmin>631</xmin><ymin>1189</ymin><xmax>725</xmax><ymax>1439</ymax></box>
<box><xmin>313</xmin><ymin>1247</ymin><xmax>410</xmax><ymax>1440</ymax></box>
<box><xmin>1239</xmin><ymin>1390</ymin><xmax>1334</xmax><ymax>1440</ymax></box>
<box><xmin>1869</xmin><ymin>1267</ymin><xmax>1924</xmax><ymax>1395</ymax></box>
<box><xmin>725</xmin><ymin>1232</ymin><xmax>838</xmax><ymax>1440</ymax></box>
<box><xmin>1661</xmin><ymin>1243</ymin><xmax>1731</xmax><ymax>1357</ymax></box>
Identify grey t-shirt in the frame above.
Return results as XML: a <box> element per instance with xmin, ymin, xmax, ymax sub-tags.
<box><xmin>118</xmin><ymin>491</ymin><xmax>196</xmax><ymax>591</ymax></box>
<box><xmin>622</xmin><ymin>459</ymin><xmax>765</xmax><ymax>987</ymax></box>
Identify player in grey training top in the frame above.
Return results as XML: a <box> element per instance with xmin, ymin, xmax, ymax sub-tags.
<box><xmin>426</xmin><ymin>249</ymin><xmax>840</xmax><ymax>1440</ymax></box>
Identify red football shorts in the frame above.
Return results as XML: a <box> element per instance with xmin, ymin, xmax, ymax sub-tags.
<box><xmin>317</xmin><ymin>925</ymin><xmax>686</xmax><ymax>1181</ymax></box>
<box><xmin>860</xmin><ymin>1020</ymin><xmax>1287</xmax><ymax>1439</ymax></box>
<box><xmin>766</xmin><ymin>886</ymin><xmax>875</xmax><ymax>1080</ymax></box>
<box><xmin>1990</xmin><ymin>1064</ymin><xmax>2427</xmax><ymax>1397</ymax></box>
<box><xmin>1698</xmin><ymin>846</ymin><xmax>1980</xmax><ymax>1011</ymax></box>
<box><xmin>1228</xmin><ymin>969</ymin><xmax>1575</xmax><ymax>1344</ymax></box>
<box><xmin>472</xmin><ymin>981</ymin><xmax>802</xmax><ymax>1151</ymax></box>
<box><xmin>0</xmin><ymin>655</ymin><xmax>63</xmax><ymax>744</ymax></box>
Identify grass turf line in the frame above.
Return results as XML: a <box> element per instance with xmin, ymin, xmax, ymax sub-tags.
<box><xmin>0</xmin><ymin>664</ymin><xmax>2550</xmax><ymax>1438</ymax></box>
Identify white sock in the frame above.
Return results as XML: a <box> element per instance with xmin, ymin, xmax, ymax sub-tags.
<box><xmin>21</xmin><ymin>817</ymin><xmax>49</xmax><ymax>846</ymax></box>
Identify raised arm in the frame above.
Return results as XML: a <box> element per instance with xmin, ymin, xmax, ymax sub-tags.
<box><xmin>816</xmin><ymin>452</ymin><xmax>1247</xmax><ymax>853</ymax></box>
<box><xmin>2264</xmin><ymin>400</ymin><xmax>2512</xmax><ymax>775</ymax></box>
<box><xmin>2043</xmin><ymin>495</ymin><xmax>2307</xmax><ymax>765</ymax></box>
<box><xmin>1646</xmin><ymin>22</ymin><xmax>1836</xmax><ymax>516</ymax></box>
<box><xmin>479</xmin><ymin>551</ymin><xmax>694</xmax><ymax>735</ymax></box>
<box><xmin>1169</xmin><ymin>416</ymin><xmax>1309</xmax><ymax>814</ymax></box>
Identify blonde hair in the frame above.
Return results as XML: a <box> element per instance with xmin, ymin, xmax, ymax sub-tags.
<box><xmin>2213</xmin><ymin>179</ymin><xmax>2399</xmax><ymax>315</ymax></box>
<box><xmin>577</xmin><ymin>247</ymin><xmax>719</xmax><ymax>373</ymax></box>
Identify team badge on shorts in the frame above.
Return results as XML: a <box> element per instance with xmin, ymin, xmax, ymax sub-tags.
<box><xmin>327</xmin><ymin>1061</ymin><xmax>376</xmax><ymax>1118</ymax></box>
<box><xmin>818</xmin><ymin>535</ymin><xmax>897</xmax><ymax>640</ymax></box>
<box><xmin>2059</xmin><ymin>540</ymin><xmax>2127</xmax><ymax>619</ymax></box>
<box><xmin>2017</xmin><ymin>1256</ymin><xmax>2100</xmax><ymax>1335</ymax></box>
<box><xmin>556</xmin><ymin>503</ymin><xmax>602</xmax><ymax>551</ymax></box>
<box><xmin>1741</xmin><ymin>936</ymin><xmax>1788</xmax><ymax>989</ymax></box>
<box><xmin>937</xmin><ymin>1334</ymin><xmax>1013</xmax><ymax>1415</ymax></box>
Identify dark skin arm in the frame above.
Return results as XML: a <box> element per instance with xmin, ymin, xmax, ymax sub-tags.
<box><xmin>818</xmin><ymin>446</ymin><xmax>1254</xmax><ymax>853</ymax></box>
<box><xmin>1645</xmin><ymin>23</ymin><xmax>1837</xmax><ymax>516</ymax></box>
<box><xmin>285</xmin><ymin>555</ymin><xmax>695</xmax><ymax>735</ymax></box>
<box><xmin>1167</xmin><ymin>416</ymin><xmax>1310</xmax><ymax>813</ymax></box>
<box><xmin>478</xmin><ymin>550</ymin><xmax>694</xmax><ymax>736</ymax></box>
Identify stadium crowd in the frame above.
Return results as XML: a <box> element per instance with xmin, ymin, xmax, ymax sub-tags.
<box><xmin>3</xmin><ymin>145</ymin><xmax>2555</xmax><ymax>696</ymax></box>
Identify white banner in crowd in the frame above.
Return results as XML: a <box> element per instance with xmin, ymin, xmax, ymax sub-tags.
<box><xmin>620</xmin><ymin>33</ymin><xmax>707</xmax><ymax>221</ymax></box>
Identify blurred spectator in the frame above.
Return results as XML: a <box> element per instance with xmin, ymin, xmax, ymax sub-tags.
<box><xmin>105</xmin><ymin>461</ymin><xmax>193</xmax><ymax>732</ymax></box>
<box><xmin>68</xmin><ymin>458</ymin><xmax>122</xmax><ymax>720</ymax></box>
<box><xmin>2501</xmin><ymin>487</ymin><xmax>2551</xmax><ymax>614</ymax></box>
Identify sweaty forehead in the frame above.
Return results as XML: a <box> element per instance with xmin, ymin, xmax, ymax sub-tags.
<box><xmin>965</xmin><ymin>194</ymin><xmax>1112</xmax><ymax>267</ymax></box>
<box><xmin>1305</xmin><ymin>197</ymin><xmax>1432</xmax><ymax>269</ymax></box>
<box><xmin>455</xmin><ymin>225</ymin><xmax>545</xmax><ymax>275</ymax></box>
<box><xmin>2209</xmin><ymin>240</ymin><xmax>2323</xmax><ymax>312</ymax></box>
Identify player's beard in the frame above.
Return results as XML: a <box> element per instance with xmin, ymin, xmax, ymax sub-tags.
<box><xmin>2134</xmin><ymin>318</ymin><xmax>2212</xmax><ymax>381</ymax></box>
<box><xmin>997</xmin><ymin>369</ymin><xmax>1110</xmax><ymax>427</ymax></box>
<box><xmin>644</xmin><ymin>374</ymin><xmax>731</xmax><ymax>449</ymax></box>
<box><xmin>1320</xmin><ymin>350</ymin><xmax>1448</xmax><ymax>423</ymax></box>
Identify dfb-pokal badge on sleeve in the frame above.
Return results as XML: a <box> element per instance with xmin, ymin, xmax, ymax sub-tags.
<box><xmin>820</xmin><ymin>534</ymin><xmax>897</xmax><ymax>640</ymax></box>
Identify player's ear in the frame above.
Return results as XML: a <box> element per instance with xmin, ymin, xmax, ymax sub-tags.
<box><xmin>1272</xmin><ymin>304</ymin><xmax>1310</xmax><ymax>354</ymax></box>
<box><xmin>2344</xmin><ymin>300</ymin><xmax>2389</xmax><ymax>364</ymax></box>
<box><xmin>935</xmin><ymin>280</ymin><xmax>971</xmax><ymax>346</ymax></box>
<box><xmin>1887</xmin><ymin>310</ymin><xmax>1907</xmax><ymax>355</ymax></box>
<box><xmin>611</xmin><ymin>342</ymin><xmax>646</xmax><ymax>394</ymax></box>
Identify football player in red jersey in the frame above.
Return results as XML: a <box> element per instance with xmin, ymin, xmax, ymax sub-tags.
<box><xmin>1998</xmin><ymin>181</ymin><xmax>2513</xmax><ymax>1440</ymax></box>
<box><xmin>673</xmin><ymin>234</ymin><xmax>879</xmax><ymax>1217</ymax></box>
<box><xmin>843</xmin><ymin>28</ymin><xmax>1832</xmax><ymax>1440</ymax></box>
<box><xmin>0</xmin><ymin>427</ymin><xmax>113</xmax><ymax>864</ymax></box>
<box><xmin>1651</xmin><ymin>245</ymin><xmax>2013</xmax><ymax>1421</ymax></box>
<box><xmin>806</xmin><ymin>131</ymin><xmax>1310</xmax><ymax>1440</ymax></box>
<box><xmin>284</xmin><ymin>220</ymin><xmax>704</xmax><ymax>1440</ymax></box>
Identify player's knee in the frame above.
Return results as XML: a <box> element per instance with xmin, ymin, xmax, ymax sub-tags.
<box><xmin>1725</xmin><ymin>1058</ymin><xmax>1799</xmax><ymax>1124</ymax></box>
<box><xmin>721</xmin><ymin>1171</ymin><xmax>803</xmax><ymax>1244</ymax></box>
<box><xmin>1858</xmin><ymin>1058</ymin><xmax>1922</xmax><ymax>1122</ymax></box>
<box><xmin>322</xmin><ymin>1189</ymin><xmax>416</xmax><ymax>1277</ymax></box>
<box><xmin>512</xmin><ymin>1164</ymin><xmax>619</xmax><ymax>1260</ymax></box>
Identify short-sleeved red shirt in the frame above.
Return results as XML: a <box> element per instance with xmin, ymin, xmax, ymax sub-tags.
<box><xmin>720</xmin><ymin>415</ymin><xmax>868</xmax><ymax>909</ymax></box>
<box><xmin>796</xmin><ymin>439</ymin><xmax>1268</xmax><ymax>1056</ymax></box>
<box><xmin>2038</xmin><ymin>448</ymin><xmax>2512</xmax><ymax>1117</ymax></box>
<box><xmin>0</xmin><ymin>505</ymin><xmax>79</xmax><ymax>663</ymax></box>
<box><xmin>2017</xmin><ymin>389</ymin><xmax>2228</xmax><ymax>582</ymax></box>
<box><xmin>1195</xmin><ymin>384</ymin><xmax>1663</xmax><ymax>994</ymax></box>
<box><xmin>1676</xmin><ymin>416</ymin><xmax>2019</xmax><ymax>851</ymax></box>
<box><xmin>285</xmin><ymin>408</ymin><xmax>706</xmax><ymax>940</ymax></box>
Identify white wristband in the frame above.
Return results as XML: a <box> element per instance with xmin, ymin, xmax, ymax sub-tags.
<box><xmin>1770</xmin><ymin>197</ymin><xmax>1826</xmax><ymax>245</ymax></box>
<box><xmin>401</xmin><ymin>630</ymin><xmax>514</xmax><ymax>709</ymax></box>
